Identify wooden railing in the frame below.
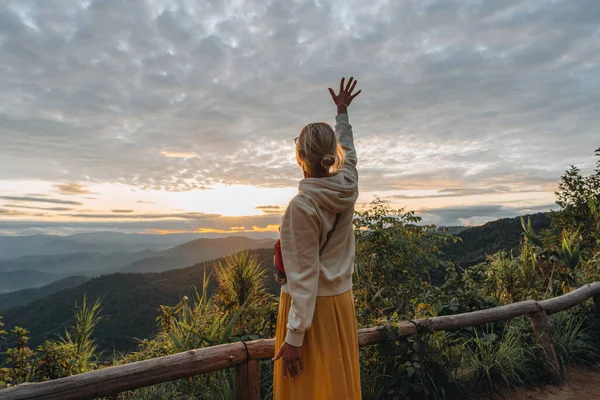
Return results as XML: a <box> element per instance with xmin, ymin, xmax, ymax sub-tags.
<box><xmin>1</xmin><ymin>282</ymin><xmax>599</xmax><ymax>400</ymax></box>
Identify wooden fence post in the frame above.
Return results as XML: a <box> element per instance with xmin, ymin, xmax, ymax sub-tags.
<box><xmin>530</xmin><ymin>310</ymin><xmax>562</xmax><ymax>384</ymax></box>
<box><xmin>235</xmin><ymin>360</ymin><xmax>260</xmax><ymax>400</ymax></box>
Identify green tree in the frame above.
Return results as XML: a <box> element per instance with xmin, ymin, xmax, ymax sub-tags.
<box><xmin>3</xmin><ymin>327</ymin><xmax>35</xmax><ymax>385</ymax></box>
<box><xmin>553</xmin><ymin>147</ymin><xmax>600</xmax><ymax>248</ymax></box>
<box><xmin>353</xmin><ymin>198</ymin><xmax>458</xmax><ymax>324</ymax></box>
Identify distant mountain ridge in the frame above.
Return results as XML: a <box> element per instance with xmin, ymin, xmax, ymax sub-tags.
<box><xmin>0</xmin><ymin>235</ymin><xmax>276</xmax><ymax>294</ymax></box>
<box><xmin>0</xmin><ymin>276</ymin><xmax>89</xmax><ymax>312</ymax></box>
<box><xmin>0</xmin><ymin>251</ymin><xmax>156</xmax><ymax>274</ymax></box>
<box><xmin>443</xmin><ymin>212</ymin><xmax>552</xmax><ymax>266</ymax></box>
<box><xmin>0</xmin><ymin>232</ymin><xmax>194</xmax><ymax>260</ymax></box>
<box><xmin>0</xmin><ymin>270</ymin><xmax>65</xmax><ymax>292</ymax></box>
<box><xmin>0</xmin><ymin>232</ymin><xmax>278</xmax><ymax>261</ymax></box>
<box><xmin>117</xmin><ymin>236</ymin><xmax>275</xmax><ymax>273</ymax></box>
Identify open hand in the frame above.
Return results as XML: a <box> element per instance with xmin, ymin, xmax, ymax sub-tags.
<box><xmin>328</xmin><ymin>77</ymin><xmax>361</xmax><ymax>107</ymax></box>
<box><xmin>273</xmin><ymin>342</ymin><xmax>304</xmax><ymax>379</ymax></box>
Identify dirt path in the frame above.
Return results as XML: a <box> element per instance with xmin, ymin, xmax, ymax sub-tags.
<box><xmin>485</xmin><ymin>366</ymin><xmax>600</xmax><ymax>400</ymax></box>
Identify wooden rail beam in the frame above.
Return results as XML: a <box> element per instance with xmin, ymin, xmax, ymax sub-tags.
<box><xmin>0</xmin><ymin>342</ymin><xmax>250</xmax><ymax>400</ymax></box>
<box><xmin>538</xmin><ymin>282</ymin><xmax>600</xmax><ymax>314</ymax></box>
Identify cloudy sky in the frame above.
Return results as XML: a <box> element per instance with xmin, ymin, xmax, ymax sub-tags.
<box><xmin>1</xmin><ymin>0</ymin><xmax>599</xmax><ymax>236</ymax></box>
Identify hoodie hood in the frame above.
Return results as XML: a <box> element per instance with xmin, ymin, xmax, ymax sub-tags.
<box><xmin>298</xmin><ymin>172</ymin><xmax>358</xmax><ymax>213</ymax></box>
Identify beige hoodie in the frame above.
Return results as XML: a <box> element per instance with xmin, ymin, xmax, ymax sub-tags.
<box><xmin>280</xmin><ymin>113</ymin><xmax>358</xmax><ymax>347</ymax></box>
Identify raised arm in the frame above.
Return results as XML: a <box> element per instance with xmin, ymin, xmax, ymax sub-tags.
<box><xmin>328</xmin><ymin>77</ymin><xmax>361</xmax><ymax>170</ymax></box>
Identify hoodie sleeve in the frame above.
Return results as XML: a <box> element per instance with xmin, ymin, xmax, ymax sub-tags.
<box><xmin>335</xmin><ymin>113</ymin><xmax>358</xmax><ymax>183</ymax></box>
<box><xmin>280</xmin><ymin>196</ymin><xmax>321</xmax><ymax>347</ymax></box>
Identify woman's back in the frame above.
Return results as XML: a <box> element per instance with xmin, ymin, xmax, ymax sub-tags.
<box><xmin>273</xmin><ymin>77</ymin><xmax>362</xmax><ymax>400</ymax></box>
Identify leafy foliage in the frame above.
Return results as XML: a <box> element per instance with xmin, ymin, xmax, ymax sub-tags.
<box><xmin>553</xmin><ymin>147</ymin><xmax>600</xmax><ymax>250</ymax></box>
<box><xmin>353</xmin><ymin>198</ymin><xmax>458</xmax><ymax>325</ymax></box>
<box><xmin>117</xmin><ymin>253</ymin><xmax>276</xmax><ymax>399</ymax></box>
<box><xmin>0</xmin><ymin>296</ymin><xmax>103</xmax><ymax>388</ymax></box>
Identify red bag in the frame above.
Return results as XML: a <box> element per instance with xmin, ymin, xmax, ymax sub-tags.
<box><xmin>273</xmin><ymin>239</ymin><xmax>286</xmax><ymax>285</ymax></box>
<box><xmin>273</xmin><ymin>213</ymin><xmax>341</xmax><ymax>285</ymax></box>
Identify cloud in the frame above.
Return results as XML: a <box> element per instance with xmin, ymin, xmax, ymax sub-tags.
<box><xmin>416</xmin><ymin>203</ymin><xmax>559</xmax><ymax>226</ymax></box>
<box><xmin>0</xmin><ymin>208</ymin><xmax>47</xmax><ymax>217</ymax></box>
<box><xmin>256</xmin><ymin>205</ymin><xmax>283</xmax><ymax>214</ymax></box>
<box><xmin>0</xmin><ymin>196</ymin><xmax>83</xmax><ymax>206</ymax></box>
<box><xmin>160</xmin><ymin>151</ymin><xmax>198</xmax><ymax>159</ymax></box>
<box><xmin>387</xmin><ymin>186</ymin><xmax>514</xmax><ymax>199</ymax></box>
<box><xmin>136</xmin><ymin>200</ymin><xmax>157</xmax><ymax>204</ymax></box>
<box><xmin>3</xmin><ymin>204</ymin><xmax>74</xmax><ymax>211</ymax></box>
<box><xmin>67</xmin><ymin>211</ymin><xmax>219</xmax><ymax>220</ymax></box>
<box><xmin>53</xmin><ymin>182</ymin><xmax>93</xmax><ymax>195</ymax></box>
<box><xmin>0</xmin><ymin>214</ymin><xmax>282</xmax><ymax>236</ymax></box>
<box><xmin>0</xmin><ymin>208</ymin><xmax>25</xmax><ymax>216</ymax></box>
<box><xmin>0</xmin><ymin>0</ymin><xmax>597</xmax><ymax>196</ymax></box>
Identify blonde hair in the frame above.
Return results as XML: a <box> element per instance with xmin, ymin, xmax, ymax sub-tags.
<box><xmin>296</xmin><ymin>122</ymin><xmax>345</xmax><ymax>174</ymax></box>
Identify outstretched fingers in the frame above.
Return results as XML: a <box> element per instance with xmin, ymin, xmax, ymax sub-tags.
<box><xmin>351</xmin><ymin>89</ymin><xmax>362</xmax><ymax>99</ymax></box>
<box><xmin>328</xmin><ymin>87</ymin><xmax>336</xmax><ymax>101</ymax></box>
<box><xmin>345</xmin><ymin>76</ymin><xmax>354</xmax><ymax>92</ymax></box>
<box><xmin>349</xmin><ymin>79</ymin><xmax>357</xmax><ymax>95</ymax></box>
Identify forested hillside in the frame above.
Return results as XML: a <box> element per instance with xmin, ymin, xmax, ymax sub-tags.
<box><xmin>0</xmin><ymin>276</ymin><xmax>89</xmax><ymax>312</ymax></box>
<box><xmin>1</xmin><ymin>248</ymin><xmax>275</xmax><ymax>353</ymax></box>
<box><xmin>443</xmin><ymin>212</ymin><xmax>552</xmax><ymax>266</ymax></box>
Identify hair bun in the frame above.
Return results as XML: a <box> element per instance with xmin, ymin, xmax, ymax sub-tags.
<box><xmin>320</xmin><ymin>155</ymin><xmax>336</xmax><ymax>169</ymax></box>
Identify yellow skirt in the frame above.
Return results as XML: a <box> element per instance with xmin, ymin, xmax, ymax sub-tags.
<box><xmin>273</xmin><ymin>290</ymin><xmax>362</xmax><ymax>400</ymax></box>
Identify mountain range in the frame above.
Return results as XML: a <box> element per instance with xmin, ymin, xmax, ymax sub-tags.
<box><xmin>0</xmin><ymin>213</ymin><xmax>553</xmax><ymax>355</ymax></box>
<box><xmin>0</xmin><ymin>235</ymin><xmax>276</xmax><ymax>292</ymax></box>
<box><xmin>0</xmin><ymin>232</ymin><xmax>201</xmax><ymax>260</ymax></box>
<box><xmin>0</xmin><ymin>276</ymin><xmax>89</xmax><ymax>312</ymax></box>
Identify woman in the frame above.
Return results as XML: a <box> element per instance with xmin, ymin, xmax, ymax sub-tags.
<box><xmin>272</xmin><ymin>77</ymin><xmax>362</xmax><ymax>399</ymax></box>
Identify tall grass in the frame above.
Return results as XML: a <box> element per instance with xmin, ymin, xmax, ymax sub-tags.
<box><xmin>117</xmin><ymin>263</ymin><xmax>257</xmax><ymax>399</ymax></box>
<box><xmin>460</xmin><ymin>324</ymin><xmax>541</xmax><ymax>391</ymax></box>
<box><xmin>359</xmin><ymin>355</ymin><xmax>388</xmax><ymax>400</ymax></box>
<box><xmin>551</xmin><ymin>311</ymin><xmax>599</xmax><ymax>370</ymax></box>
<box><xmin>57</xmin><ymin>295</ymin><xmax>102</xmax><ymax>372</ymax></box>
<box><xmin>260</xmin><ymin>359</ymin><xmax>274</xmax><ymax>400</ymax></box>
<box><xmin>214</xmin><ymin>250</ymin><xmax>268</xmax><ymax>310</ymax></box>
<box><xmin>118</xmin><ymin>372</ymin><xmax>234</xmax><ymax>400</ymax></box>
